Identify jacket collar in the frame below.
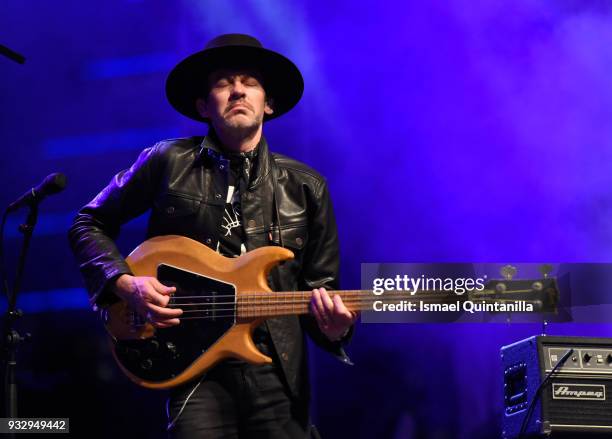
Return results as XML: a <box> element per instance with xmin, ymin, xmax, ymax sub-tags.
<box><xmin>196</xmin><ymin>131</ymin><xmax>271</xmax><ymax>189</ymax></box>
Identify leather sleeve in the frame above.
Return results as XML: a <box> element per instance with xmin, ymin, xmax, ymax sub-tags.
<box><xmin>67</xmin><ymin>144</ymin><xmax>162</xmax><ymax>307</ymax></box>
<box><xmin>298</xmin><ymin>179</ymin><xmax>354</xmax><ymax>365</ymax></box>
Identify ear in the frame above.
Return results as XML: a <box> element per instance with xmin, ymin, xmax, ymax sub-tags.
<box><xmin>195</xmin><ymin>98</ymin><xmax>209</xmax><ymax>119</ymax></box>
<box><xmin>264</xmin><ymin>97</ymin><xmax>274</xmax><ymax>116</ymax></box>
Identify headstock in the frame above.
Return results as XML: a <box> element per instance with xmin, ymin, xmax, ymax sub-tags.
<box><xmin>468</xmin><ymin>264</ymin><xmax>559</xmax><ymax>313</ymax></box>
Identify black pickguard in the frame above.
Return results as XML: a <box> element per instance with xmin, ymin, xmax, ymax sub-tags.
<box><xmin>113</xmin><ymin>264</ymin><xmax>236</xmax><ymax>383</ymax></box>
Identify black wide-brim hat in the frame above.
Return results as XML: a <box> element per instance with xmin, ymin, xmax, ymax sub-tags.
<box><xmin>166</xmin><ymin>34</ymin><xmax>304</xmax><ymax>122</ymax></box>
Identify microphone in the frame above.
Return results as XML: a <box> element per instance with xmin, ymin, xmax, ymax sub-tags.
<box><xmin>6</xmin><ymin>173</ymin><xmax>67</xmax><ymax>212</ymax></box>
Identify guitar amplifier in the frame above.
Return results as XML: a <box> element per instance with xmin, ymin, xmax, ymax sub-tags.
<box><xmin>501</xmin><ymin>336</ymin><xmax>612</xmax><ymax>438</ymax></box>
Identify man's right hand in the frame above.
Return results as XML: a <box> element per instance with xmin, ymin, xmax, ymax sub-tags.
<box><xmin>114</xmin><ymin>274</ymin><xmax>182</xmax><ymax>328</ymax></box>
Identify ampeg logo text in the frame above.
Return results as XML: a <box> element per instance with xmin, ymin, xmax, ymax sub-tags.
<box><xmin>552</xmin><ymin>383</ymin><xmax>606</xmax><ymax>401</ymax></box>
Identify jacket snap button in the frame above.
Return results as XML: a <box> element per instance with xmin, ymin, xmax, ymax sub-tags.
<box><xmin>215</xmin><ymin>193</ymin><xmax>222</xmax><ymax>199</ymax></box>
<box><xmin>295</xmin><ymin>237</ymin><xmax>303</xmax><ymax>246</ymax></box>
<box><xmin>219</xmin><ymin>164</ymin><xmax>225</xmax><ymax>170</ymax></box>
<box><xmin>247</xmin><ymin>219</ymin><xmax>256</xmax><ymax>228</ymax></box>
<box><xmin>281</xmin><ymin>352</ymin><xmax>289</xmax><ymax>361</ymax></box>
<box><xmin>205</xmin><ymin>238</ymin><xmax>212</xmax><ymax>244</ymax></box>
<box><xmin>166</xmin><ymin>206</ymin><xmax>175</xmax><ymax>214</ymax></box>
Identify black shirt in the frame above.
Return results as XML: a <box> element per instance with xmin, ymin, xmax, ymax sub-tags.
<box><xmin>216</xmin><ymin>146</ymin><xmax>273</xmax><ymax>355</ymax></box>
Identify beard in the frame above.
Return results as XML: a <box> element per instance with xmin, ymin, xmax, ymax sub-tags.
<box><xmin>217</xmin><ymin>110</ymin><xmax>263</xmax><ymax>140</ymax></box>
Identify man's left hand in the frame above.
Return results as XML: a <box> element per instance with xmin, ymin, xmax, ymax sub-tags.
<box><xmin>310</xmin><ymin>288</ymin><xmax>357</xmax><ymax>342</ymax></box>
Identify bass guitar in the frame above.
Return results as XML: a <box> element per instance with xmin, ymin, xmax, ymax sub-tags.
<box><xmin>103</xmin><ymin>235</ymin><xmax>558</xmax><ymax>389</ymax></box>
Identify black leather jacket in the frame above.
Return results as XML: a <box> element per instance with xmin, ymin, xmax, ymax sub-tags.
<box><xmin>68</xmin><ymin>134</ymin><xmax>351</xmax><ymax>400</ymax></box>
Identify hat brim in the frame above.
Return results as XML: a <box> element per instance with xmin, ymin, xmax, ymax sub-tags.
<box><xmin>165</xmin><ymin>45</ymin><xmax>304</xmax><ymax>122</ymax></box>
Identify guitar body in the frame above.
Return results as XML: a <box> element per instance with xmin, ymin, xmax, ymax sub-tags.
<box><xmin>103</xmin><ymin>235</ymin><xmax>294</xmax><ymax>389</ymax></box>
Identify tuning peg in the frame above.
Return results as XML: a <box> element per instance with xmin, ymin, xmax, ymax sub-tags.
<box><xmin>500</xmin><ymin>265</ymin><xmax>517</xmax><ymax>281</ymax></box>
<box><xmin>539</xmin><ymin>264</ymin><xmax>553</xmax><ymax>278</ymax></box>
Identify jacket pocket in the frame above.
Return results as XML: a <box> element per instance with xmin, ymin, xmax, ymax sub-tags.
<box><xmin>270</xmin><ymin>223</ymin><xmax>308</xmax><ymax>251</ymax></box>
<box><xmin>154</xmin><ymin>191</ymin><xmax>201</xmax><ymax>219</ymax></box>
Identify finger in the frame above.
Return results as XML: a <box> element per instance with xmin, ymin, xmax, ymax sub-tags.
<box><xmin>151</xmin><ymin>277</ymin><xmax>177</xmax><ymax>295</ymax></box>
<box><xmin>152</xmin><ymin>318</ymin><xmax>180</xmax><ymax>328</ymax></box>
<box><xmin>312</xmin><ymin>289</ymin><xmax>327</xmax><ymax>322</ymax></box>
<box><xmin>314</xmin><ymin>310</ymin><xmax>329</xmax><ymax>330</ymax></box>
<box><xmin>134</xmin><ymin>281</ymin><xmax>167</xmax><ymax>307</ymax></box>
<box><xmin>142</xmin><ymin>280</ymin><xmax>174</xmax><ymax>307</ymax></box>
<box><xmin>309</xmin><ymin>296</ymin><xmax>329</xmax><ymax>329</ymax></box>
<box><xmin>146</xmin><ymin>303</ymin><xmax>183</xmax><ymax>319</ymax></box>
<box><xmin>320</xmin><ymin>289</ymin><xmax>335</xmax><ymax>313</ymax></box>
<box><xmin>310</xmin><ymin>300</ymin><xmax>321</xmax><ymax>322</ymax></box>
<box><xmin>332</xmin><ymin>294</ymin><xmax>352</xmax><ymax>319</ymax></box>
<box><xmin>146</xmin><ymin>288</ymin><xmax>171</xmax><ymax>307</ymax></box>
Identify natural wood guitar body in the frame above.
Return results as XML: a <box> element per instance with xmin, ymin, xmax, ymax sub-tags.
<box><xmin>104</xmin><ymin>235</ymin><xmax>295</xmax><ymax>389</ymax></box>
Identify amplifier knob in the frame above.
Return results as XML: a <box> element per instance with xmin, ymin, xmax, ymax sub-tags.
<box><xmin>607</xmin><ymin>354</ymin><xmax>612</xmax><ymax>364</ymax></box>
<box><xmin>583</xmin><ymin>353</ymin><xmax>592</xmax><ymax>363</ymax></box>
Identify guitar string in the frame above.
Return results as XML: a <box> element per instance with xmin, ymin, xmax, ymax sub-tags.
<box><xmin>130</xmin><ymin>298</ymin><xmax>543</xmax><ymax>321</ymax></box>
<box><xmin>127</xmin><ymin>290</ymin><xmax>546</xmax><ymax>321</ymax></box>
<box><xmin>167</xmin><ymin>296</ymin><xmax>425</xmax><ymax>307</ymax></box>
<box><xmin>169</xmin><ymin>297</ymin><xmax>424</xmax><ymax>306</ymax></box>
<box><xmin>167</xmin><ymin>292</ymin><xmax>373</xmax><ymax>300</ymax></box>
<box><xmin>166</xmin><ymin>290</ymin><xmax>530</xmax><ymax>302</ymax></box>
<box><xmin>166</xmin><ymin>290</ymin><xmax>523</xmax><ymax>300</ymax></box>
<box><xmin>166</xmin><ymin>296</ymin><xmax>527</xmax><ymax>307</ymax></box>
<box><xmin>167</xmin><ymin>290</ymin><xmax>370</xmax><ymax>298</ymax></box>
<box><xmin>167</xmin><ymin>292</ymin><xmax>476</xmax><ymax>304</ymax></box>
<box><xmin>128</xmin><ymin>295</ymin><xmax>450</xmax><ymax>320</ymax></box>
<box><xmin>173</xmin><ymin>301</ymin><xmax>537</xmax><ymax>314</ymax></box>
<box><xmin>151</xmin><ymin>309</ymin><xmax>538</xmax><ymax>322</ymax></box>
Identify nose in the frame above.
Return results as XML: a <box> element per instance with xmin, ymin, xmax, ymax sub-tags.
<box><xmin>229</xmin><ymin>79</ymin><xmax>246</xmax><ymax>98</ymax></box>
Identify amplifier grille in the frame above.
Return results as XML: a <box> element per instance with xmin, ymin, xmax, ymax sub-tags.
<box><xmin>544</xmin><ymin>378</ymin><xmax>612</xmax><ymax>428</ymax></box>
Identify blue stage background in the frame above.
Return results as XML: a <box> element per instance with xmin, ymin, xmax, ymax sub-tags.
<box><xmin>2</xmin><ymin>1</ymin><xmax>612</xmax><ymax>437</ymax></box>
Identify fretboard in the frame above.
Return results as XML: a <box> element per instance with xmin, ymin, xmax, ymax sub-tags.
<box><xmin>236</xmin><ymin>290</ymin><xmax>461</xmax><ymax>318</ymax></box>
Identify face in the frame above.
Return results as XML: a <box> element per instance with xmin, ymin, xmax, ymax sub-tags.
<box><xmin>196</xmin><ymin>68</ymin><xmax>274</xmax><ymax>134</ymax></box>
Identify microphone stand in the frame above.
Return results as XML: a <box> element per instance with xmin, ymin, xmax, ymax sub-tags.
<box><xmin>2</xmin><ymin>42</ymin><xmax>29</xmax><ymax>429</ymax></box>
<box><xmin>2</xmin><ymin>202</ymin><xmax>38</xmax><ymax>423</ymax></box>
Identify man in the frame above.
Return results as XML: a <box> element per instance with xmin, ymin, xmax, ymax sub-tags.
<box><xmin>68</xmin><ymin>34</ymin><xmax>356</xmax><ymax>438</ymax></box>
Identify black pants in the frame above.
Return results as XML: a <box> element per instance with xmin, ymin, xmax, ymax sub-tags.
<box><xmin>166</xmin><ymin>360</ymin><xmax>310</xmax><ymax>439</ymax></box>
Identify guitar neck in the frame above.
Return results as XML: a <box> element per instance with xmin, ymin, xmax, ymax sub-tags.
<box><xmin>236</xmin><ymin>290</ymin><xmax>458</xmax><ymax>319</ymax></box>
